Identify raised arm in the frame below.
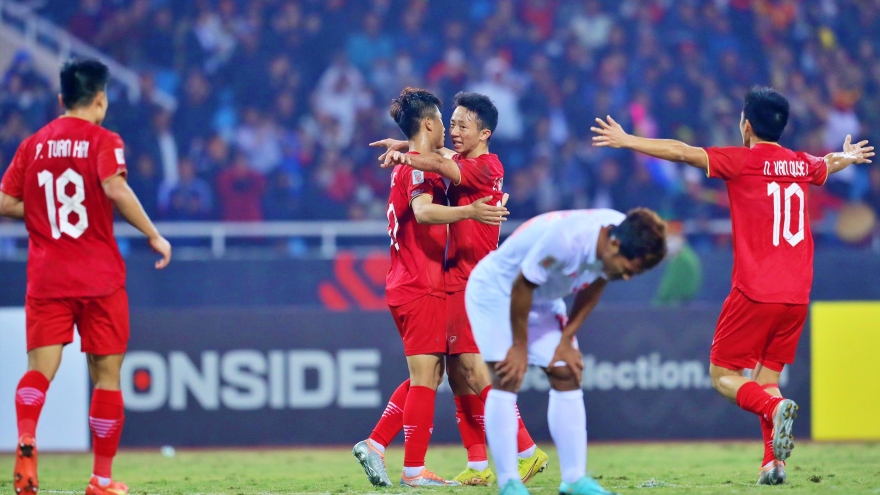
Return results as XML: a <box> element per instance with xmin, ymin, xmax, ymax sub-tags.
<box><xmin>380</xmin><ymin>150</ymin><xmax>463</xmax><ymax>185</ymax></box>
<box><xmin>0</xmin><ymin>192</ymin><xmax>24</xmax><ymax>219</ymax></box>
<box><xmin>591</xmin><ymin>115</ymin><xmax>709</xmax><ymax>172</ymax></box>
<box><xmin>411</xmin><ymin>193</ymin><xmax>508</xmax><ymax>226</ymax></box>
<box><xmin>825</xmin><ymin>134</ymin><xmax>874</xmax><ymax>175</ymax></box>
<box><xmin>103</xmin><ymin>175</ymin><xmax>172</xmax><ymax>269</ymax></box>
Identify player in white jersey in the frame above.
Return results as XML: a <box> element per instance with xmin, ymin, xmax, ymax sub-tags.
<box><xmin>467</xmin><ymin>208</ymin><xmax>667</xmax><ymax>495</ymax></box>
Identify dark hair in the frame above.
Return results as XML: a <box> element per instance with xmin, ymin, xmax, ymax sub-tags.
<box><xmin>389</xmin><ymin>87</ymin><xmax>442</xmax><ymax>139</ymax></box>
<box><xmin>60</xmin><ymin>58</ymin><xmax>110</xmax><ymax>110</ymax></box>
<box><xmin>611</xmin><ymin>208</ymin><xmax>667</xmax><ymax>270</ymax></box>
<box><xmin>743</xmin><ymin>86</ymin><xmax>789</xmax><ymax>142</ymax></box>
<box><xmin>453</xmin><ymin>91</ymin><xmax>498</xmax><ymax>138</ymax></box>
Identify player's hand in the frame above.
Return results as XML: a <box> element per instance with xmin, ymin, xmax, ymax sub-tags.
<box><xmin>468</xmin><ymin>196</ymin><xmax>509</xmax><ymax>226</ymax></box>
<box><xmin>371</xmin><ymin>138</ymin><xmax>408</xmax><ymax>162</ymax></box>
<box><xmin>381</xmin><ymin>150</ymin><xmax>412</xmax><ymax>168</ymax></box>
<box><xmin>148</xmin><ymin>235</ymin><xmax>172</xmax><ymax>269</ymax></box>
<box><xmin>842</xmin><ymin>134</ymin><xmax>874</xmax><ymax>164</ymax></box>
<box><xmin>591</xmin><ymin>115</ymin><xmax>631</xmax><ymax>148</ymax></box>
<box><xmin>549</xmin><ymin>340</ymin><xmax>584</xmax><ymax>383</ymax></box>
<box><xmin>496</xmin><ymin>343</ymin><xmax>528</xmax><ymax>390</ymax></box>
<box><xmin>501</xmin><ymin>192</ymin><xmax>510</xmax><ymax>207</ymax></box>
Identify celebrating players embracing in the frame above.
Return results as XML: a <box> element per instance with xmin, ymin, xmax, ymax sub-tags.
<box><xmin>375</xmin><ymin>92</ymin><xmax>549</xmax><ymax>485</ymax></box>
<box><xmin>0</xmin><ymin>58</ymin><xmax>172</xmax><ymax>495</ymax></box>
<box><xmin>591</xmin><ymin>86</ymin><xmax>874</xmax><ymax>484</ymax></box>
<box><xmin>352</xmin><ymin>88</ymin><xmax>509</xmax><ymax>487</ymax></box>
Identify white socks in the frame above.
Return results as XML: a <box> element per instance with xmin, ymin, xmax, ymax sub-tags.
<box><xmin>485</xmin><ymin>389</ymin><xmax>519</xmax><ymax>486</ymax></box>
<box><xmin>402</xmin><ymin>466</ymin><xmax>424</xmax><ymax>477</ymax></box>
<box><xmin>518</xmin><ymin>444</ymin><xmax>536</xmax><ymax>459</ymax></box>
<box><xmin>548</xmin><ymin>388</ymin><xmax>587</xmax><ymax>484</ymax></box>
<box><xmin>368</xmin><ymin>438</ymin><xmax>386</xmax><ymax>454</ymax></box>
<box><xmin>468</xmin><ymin>460</ymin><xmax>490</xmax><ymax>471</ymax></box>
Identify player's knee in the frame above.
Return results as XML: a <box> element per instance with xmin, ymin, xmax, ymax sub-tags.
<box><xmin>546</xmin><ymin>366</ymin><xmax>580</xmax><ymax>391</ymax></box>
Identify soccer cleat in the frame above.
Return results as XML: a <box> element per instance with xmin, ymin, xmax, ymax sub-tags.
<box><xmin>452</xmin><ymin>466</ymin><xmax>495</xmax><ymax>486</ymax></box>
<box><xmin>771</xmin><ymin>399</ymin><xmax>798</xmax><ymax>461</ymax></box>
<box><xmin>756</xmin><ymin>460</ymin><xmax>786</xmax><ymax>485</ymax></box>
<box><xmin>499</xmin><ymin>479</ymin><xmax>532</xmax><ymax>495</ymax></box>
<box><xmin>518</xmin><ymin>447</ymin><xmax>549</xmax><ymax>484</ymax></box>
<box><xmin>351</xmin><ymin>440</ymin><xmax>393</xmax><ymax>487</ymax></box>
<box><xmin>400</xmin><ymin>467</ymin><xmax>461</xmax><ymax>487</ymax></box>
<box><xmin>85</xmin><ymin>476</ymin><xmax>129</xmax><ymax>495</ymax></box>
<box><xmin>559</xmin><ymin>475</ymin><xmax>618</xmax><ymax>495</ymax></box>
<box><xmin>13</xmin><ymin>435</ymin><xmax>38</xmax><ymax>494</ymax></box>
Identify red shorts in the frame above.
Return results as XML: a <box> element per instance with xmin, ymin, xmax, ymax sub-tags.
<box><xmin>710</xmin><ymin>288</ymin><xmax>807</xmax><ymax>372</ymax></box>
<box><xmin>25</xmin><ymin>288</ymin><xmax>130</xmax><ymax>355</ymax></box>
<box><xmin>389</xmin><ymin>294</ymin><xmax>447</xmax><ymax>356</ymax></box>
<box><xmin>446</xmin><ymin>290</ymin><xmax>480</xmax><ymax>355</ymax></box>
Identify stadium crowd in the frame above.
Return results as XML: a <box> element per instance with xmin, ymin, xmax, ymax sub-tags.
<box><xmin>2</xmin><ymin>0</ymin><xmax>880</xmax><ymax>235</ymax></box>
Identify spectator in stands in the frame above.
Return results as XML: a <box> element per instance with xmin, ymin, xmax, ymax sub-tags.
<box><xmin>128</xmin><ymin>153</ymin><xmax>161</xmax><ymax>219</ymax></box>
<box><xmin>160</xmin><ymin>158</ymin><xmax>214</xmax><ymax>220</ymax></box>
<box><xmin>174</xmin><ymin>69</ymin><xmax>216</xmax><ymax>155</ymax></box>
<box><xmin>216</xmin><ymin>151</ymin><xmax>266</xmax><ymax>221</ymax></box>
<box><xmin>235</xmin><ymin>107</ymin><xmax>282</xmax><ymax>175</ymax></box>
<box><xmin>346</xmin><ymin>12</ymin><xmax>394</xmax><ymax>74</ymax></box>
<box><xmin>0</xmin><ymin>0</ymin><xmax>872</xmax><ymax>232</ymax></box>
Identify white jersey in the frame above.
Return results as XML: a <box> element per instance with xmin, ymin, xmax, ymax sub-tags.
<box><xmin>470</xmin><ymin>209</ymin><xmax>626</xmax><ymax>302</ymax></box>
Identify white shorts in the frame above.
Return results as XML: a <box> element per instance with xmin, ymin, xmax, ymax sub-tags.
<box><xmin>465</xmin><ymin>279</ymin><xmax>576</xmax><ymax>368</ymax></box>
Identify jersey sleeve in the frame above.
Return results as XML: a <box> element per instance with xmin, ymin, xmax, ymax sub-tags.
<box><xmin>406</xmin><ymin>169</ymin><xmax>443</xmax><ymax>203</ymax></box>
<box><xmin>800</xmin><ymin>152</ymin><xmax>829</xmax><ymax>186</ymax></box>
<box><xmin>452</xmin><ymin>155</ymin><xmax>499</xmax><ymax>191</ymax></box>
<box><xmin>0</xmin><ymin>141</ymin><xmax>27</xmax><ymax>199</ymax></box>
<box><xmin>520</xmin><ymin>230</ymin><xmax>576</xmax><ymax>286</ymax></box>
<box><xmin>96</xmin><ymin>132</ymin><xmax>128</xmax><ymax>183</ymax></box>
<box><xmin>705</xmin><ymin>146</ymin><xmax>749</xmax><ymax>181</ymax></box>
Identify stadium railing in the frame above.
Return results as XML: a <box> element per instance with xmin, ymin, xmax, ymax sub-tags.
<box><xmin>0</xmin><ymin>219</ymin><xmax>739</xmax><ymax>258</ymax></box>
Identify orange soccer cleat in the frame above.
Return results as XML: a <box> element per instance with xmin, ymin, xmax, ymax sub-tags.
<box><xmin>13</xmin><ymin>435</ymin><xmax>38</xmax><ymax>494</ymax></box>
<box><xmin>85</xmin><ymin>476</ymin><xmax>129</xmax><ymax>495</ymax></box>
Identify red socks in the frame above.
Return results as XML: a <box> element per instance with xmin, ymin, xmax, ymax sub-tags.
<box><xmin>735</xmin><ymin>381</ymin><xmax>783</xmax><ymax>421</ymax></box>
<box><xmin>455</xmin><ymin>394</ymin><xmax>487</xmax><ymax>462</ymax></box>
<box><xmin>402</xmin><ymin>386</ymin><xmax>436</xmax><ymax>467</ymax></box>
<box><xmin>89</xmin><ymin>389</ymin><xmax>125</xmax><ymax>479</ymax></box>
<box><xmin>15</xmin><ymin>371</ymin><xmax>50</xmax><ymax>438</ymax></box>
<box><xmin>515</xmin><ymin>404</ymin><xmax>536</xmax><ymax>453</ymax></box>
<box><xmin>760</xmin><ymin>383</ymin><xmax>780</xmax><ymax>465</ymax></box>
<box><xmin>370</xmin><ymin>379</ymin><xmax>410</xmax><ymax>447</ymax></box>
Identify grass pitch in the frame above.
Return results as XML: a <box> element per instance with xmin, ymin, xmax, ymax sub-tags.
<box><xmin>1</xmin><ymin>442</ymin><xmax>878</xmax><ymax>494</ymax></box>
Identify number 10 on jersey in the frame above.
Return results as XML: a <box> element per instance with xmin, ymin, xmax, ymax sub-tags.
<box><xmin>767</xmin><ymin>181</ymin><xmax>804</xmax><ymax>247</ymax></box>
<box><xmin>38</xmin><ymin>168</ymin><xmax>89</xmax><ymax>239</ymax></box>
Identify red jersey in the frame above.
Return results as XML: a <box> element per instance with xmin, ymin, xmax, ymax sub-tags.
<box><xmin>705</xmin><ymin>143</ymin><xmax>828</xmax><ymax>304</ymax></box>
<box><xmin>445</xmin><ymin>153</ymin><xmax>505</xmax><ymax>292</ymax></box>
<box><xmin>0</xmin><ymin>118</ymin><xmax>127</xmax><ymax>299</ymax></box>
<box><xmin>385</xmin><ymin>157</ymin><xmax>448</xmax><ymax>306</ymax></box>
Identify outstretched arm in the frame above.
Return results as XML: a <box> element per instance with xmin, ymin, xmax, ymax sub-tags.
<box><xmin>591</xmin><ymin>115</ymin><xmax>709</xmax><ymax>172</ymax></box>
<box><xmin>381</xmin><ymin>150</ymin><xmax>462</xmax><ymax>185</ymax></box>
<box><xmin>411</xmin><ymin>193</ymin><xmax>508</xmax><ymax>226</ymax></box>
<box><xmin>369</xmin><ymin>139</ymin><xmax>456</xmax><ymax>161</ymax></box>
<box><xmin>825</xmin><ymin>134</ymin><xmax>874</xmax><ymax>175</ymax></box>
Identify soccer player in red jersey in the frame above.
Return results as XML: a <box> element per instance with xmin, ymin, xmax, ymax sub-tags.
<box><xmin>352</xmin><ymin>88</ymin><xmax>509</xmax><ymax>487</ymax></box>
<box><xmin>0</xmin><ymin>58</ymin><xmax>172</xmax><ymax>495</ymax></box>
<box><xmin>377</xmin><ymin>92</ymin><xmax>548</xmax><ymax>485</ymax></box>
<box><xmin>591</xmin><ymin>86</ymin><xmax>874</xmax><ymax>485</ymax></box>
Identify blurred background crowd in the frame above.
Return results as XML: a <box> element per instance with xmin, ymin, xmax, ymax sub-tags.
<box><xmin>2</xmin><ymin>0</ymin><xmax>880</xmax><ymax>244</ymax></box>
